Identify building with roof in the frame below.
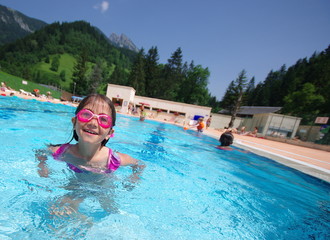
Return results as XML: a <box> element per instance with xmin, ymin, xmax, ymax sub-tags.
<box><xmin>215</xmin><ymin>106</ymin><xmax>300</xmax><ymax>139</ymax></box>
<box><xmin>106</xmin><ymin>84</ymin><xmax>211</xmax><ymax>123</ymax></box>
<box><xmin>106</xmin><ymin>84</ymin><xmax>301</xmax><ymax>139</ymax></box>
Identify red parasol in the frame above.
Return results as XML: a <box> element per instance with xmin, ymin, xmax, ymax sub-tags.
<box><xmin>139</xmin><ymin>102</ymin><xmax>150</xmax><ymax>106</ymax></box>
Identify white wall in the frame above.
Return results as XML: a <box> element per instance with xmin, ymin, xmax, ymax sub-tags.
<box><xmin>242</xmin><ymin>113</ymin><xmax>301</xmax><ymax>139</ymax></box>
<box><xmin>106</xmin><ymin>84</ymin><xmax>135</xmax><ymax>113</ymax></box>
<box><xmin>106</xmin><ymin>84</ymin><xmax>212</xmax><ymax>120</ymax></box>
<box><xmin>134</xmin><ymin>96</ymin><xmax>211</xmax><ymax>120</ymax></box>
<box><xmin>210</xmin><ymin>113</ymin><xmax>244</xmax><ymax>129</ymax></box>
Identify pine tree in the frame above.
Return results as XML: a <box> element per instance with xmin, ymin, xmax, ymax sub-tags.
<box><xmin>128</xmin><ymin>49</ymin><xmax>145</xmax><ymax>95</ymax></box>
<box><xmin>50</xmin><ymin>55</ymin><xmax>60</xmax><ymax>72</ymax></box>
<box><xmin>162</xmin><ymin>48</ymin><xmax>184</xmax><ymax>100</ymax></box>
<box><xmin>89</xmin><ymin>61</ymin><xmax>103</xmax><ymax>93</ymax></box>
<box><xmin>244</xmin><ymin>77</ymin><xmax>255</xmax><ymax>106</ymax></box>
<box><xmin>71</xmin><ymin>49</ymin><xmax>89</xmax><ymax>95</ymax></box>
<box><xmin>144</xmin><ymin>46</ymin><xmax>160</xmax><ymax>98</ymax></box>
<box><xmin>224</xmin><ymin>70</ymin><xmax>248</xmax><ymax>128</ymax></box>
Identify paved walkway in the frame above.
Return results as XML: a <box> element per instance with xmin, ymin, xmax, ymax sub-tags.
<box><xmin>203</xmin><ymin>128</ymin><xmax>330</xmax><ymax>183</ymax></box>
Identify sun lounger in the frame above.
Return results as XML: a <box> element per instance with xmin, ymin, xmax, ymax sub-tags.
<box><xmin>20</xmin><ymin>89</ymin><xmax>33</xmax><ymax>96</ymax></box>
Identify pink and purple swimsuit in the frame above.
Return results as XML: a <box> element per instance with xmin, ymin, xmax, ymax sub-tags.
<box><xmin>52</xmin><ymin>143</ymin><xmax>121</xmax><ymax>173</ymax></box>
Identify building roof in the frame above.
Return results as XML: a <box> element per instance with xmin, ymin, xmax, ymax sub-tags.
<box><xmin>238</xmin><ymin>106</ymin><xmax>282</xmax><ymax>115</ymax></box>
<box><xmin>219</xmin><ymin>106</ymin><xmax>282</xmax><ymax>116</ymax></box>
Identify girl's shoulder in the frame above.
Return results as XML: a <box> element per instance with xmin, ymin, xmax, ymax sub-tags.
<box><xmin>50</xmin><ymin>143</ymin><xmax>72</xmax><ymax>159</ymax></box>
<box><xmin>48</xmin><ymin>144</ymin><xmax>62</xmax><ymax>153</ymax></box>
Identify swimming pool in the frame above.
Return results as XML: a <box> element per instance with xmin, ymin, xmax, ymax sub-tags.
<box><xmin>0</xmin><ymin>96</ymin><xmax>329</xmax><ymax>239</ymax></box>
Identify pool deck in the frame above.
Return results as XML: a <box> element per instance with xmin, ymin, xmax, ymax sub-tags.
<box><xmin>1</xmin><ymin>90</ymin><xmax>329</xmax><ymax>183</ymax></box>
<box><xmin>202</xmin><ymin>128</ymin><xmax>330</xmax><ymax>183</ymax></box>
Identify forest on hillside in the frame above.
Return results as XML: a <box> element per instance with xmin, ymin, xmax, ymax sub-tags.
<box><xmin>0</xmin><ymin>21</ymin><xmax>216</xmax><ymax>108</ymax></box>
<box><xmin>0</xmin><ymin>21</ymin><xmax>136</xmax><ymax>92</ymax></box>
<box><xmin>0</xmin><ymin>20</ymin><xmax>329</xmax><ymax>125</ymax></box>
<box><xmin>220</xmin><ymin>45</ymin><xmax>330</xmax><ymax>124</ymax></box>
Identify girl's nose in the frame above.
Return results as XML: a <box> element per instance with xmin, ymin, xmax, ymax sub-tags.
<box><xmin>88</xmin><ymin>117</ymin><xmax>99</xmax><ymax>126</ymax></box>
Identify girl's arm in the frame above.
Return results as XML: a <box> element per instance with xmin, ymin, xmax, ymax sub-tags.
<box><xmin>35</xmin><ymin>145</ymin><xmax>59</xmax><ymax>178</ymax></box>
<box><xmin>35</xmin><ymin>148</ymin><xmax>51</xmax><ymax>177</ymax></box>
<box><xmin>119</xmin><ymin>153</ymin><xmax>145</xmax><ymax>172</ymax></box>
<box><xmin>118</xmin><ymin>153</ymin><xmax>146</xmax><ymax>185</ymax></box>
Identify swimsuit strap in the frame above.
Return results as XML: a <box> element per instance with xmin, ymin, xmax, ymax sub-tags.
<box><xmin>52</xmin><ymin>143</ymin><xmax>71</xmax><ymax>160</ymax></box>
<box><xmin>52</xmin><ymin>144</ymin><xmax>83</xmax><ymax>173</ymax></box>
<box><xmin>107</xmin><ymin>148</ymin><xmax>121</xmax><ymax>172</ymax></box>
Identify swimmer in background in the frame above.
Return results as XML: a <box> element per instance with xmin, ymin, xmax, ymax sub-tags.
<box><xmin>217</xmin><ymin>132</ymin><xmax>234</xmax><ymax>150</ymax></box>
<box><xmin>140</xmin><ymin>108</ymin><xmax>147</xmax><ymax>121</ymax></box>
<box><xmin>36</xmin><ymin>93</ymin><xmax>145</xmax><ymax>215</ymax></box>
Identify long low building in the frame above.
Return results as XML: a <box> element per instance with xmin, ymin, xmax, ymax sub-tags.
<box><xmin>106</xmin><ymin>84</ymin><xmax>211</xmax><ymax>121</ymax></box>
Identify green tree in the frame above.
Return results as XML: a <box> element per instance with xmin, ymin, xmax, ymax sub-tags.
<box><xmin>221</xmin><ymin>80</ymin><xmax>237</xmax><ymax>111</ymax></box>
<box><xmin>222</xmin><ymin>70</ymin><xmax>248</xmax><ymax>128</ymax></box>
<box><xmin>89</xmin><ymin>61</ymin><xmax>103</xmax><ymax>93</ymax></box>
<box><xmin>244</xmin><ymin>76</ymin><xmax>255</xmax><ymax>106</ymax></box>
<box><xmin>179</xmin><ymin>61</ymin><xmax>210</xmax><ymax>105</ymax></box>
<box><xmin>128</xmin><ymin>49</ymin><xmax>145</xmax><ymax>95</ymax></box>
<box><xmin>71</xmin><ymin>49</ymin><xmax>89</xmax><ymax>95</ymax></box>
<box><xmin>60</xmin><ymin>70</ymin><xmax>66</xmax><ymax>81</ymax></box>
<box><xmin>109</xmin><ymin>65</ymin><xmax>128</xmax><ymax>86</ymax></box>
<box><xmin>283</xmin><ymin>83</ymin><xmax>325</xmax><ymax>124</ymax></box>
<box><xmin>144</xmin><ymin>46</ymin><xmax>161</xmax><ymax>98</ymax></box>
<box><xmin>50</xmin><ymin>55</ymin><xmax>60</xmax><ymax>72</ymax></box>
<box><xmin>162</xmin><ymin>48</ymin><xmax>184</xmax><ymax>100</ymax></box>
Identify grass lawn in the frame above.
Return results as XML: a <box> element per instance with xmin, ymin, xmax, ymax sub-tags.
<box><xmin>0</xmin><ymin>71</ymin><xmax>62</xmax><ymax>99</ymax></box>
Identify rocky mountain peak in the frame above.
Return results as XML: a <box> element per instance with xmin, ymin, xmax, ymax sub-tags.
<box><xmin>0</xmin><ymin>4</ymin><xmax>47</xmax><ymax>45</ymax></box>
<box><xmin>109</xmin><ymin>33</ymin><xmax>139</xmax><ymax>52</ymax></box>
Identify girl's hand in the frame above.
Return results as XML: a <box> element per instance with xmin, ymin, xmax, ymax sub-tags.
<box><xmin>35</xmin><ymin>148</ymin><xmax>51</xmax><ymax>177</ymax></box>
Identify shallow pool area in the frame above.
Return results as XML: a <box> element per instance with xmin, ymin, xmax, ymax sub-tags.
<box><xmin>0</xmin><ymin>96</ymin><xmax>329</xmax><ymax>239</ymax></box>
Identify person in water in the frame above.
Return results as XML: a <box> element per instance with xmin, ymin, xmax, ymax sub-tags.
<box><xmin>217</xmin><ymin>132</ymin><xmax>234</xmax><ymax>150</ymax></box>
<box><xmin>36</xmin><ymin>93</ymin><xmax>145</xmax><ymax>215</ymax></box>
<box><xmin>44</xmin><ymin>93</ymin><xmax>143</xmax><ymax>174</ymax></box>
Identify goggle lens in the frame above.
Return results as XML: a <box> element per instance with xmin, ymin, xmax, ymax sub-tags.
<box><xmin>76</xmin><ymin>109</ymin><xmax>112</xmax><ymax>128</ymax></box>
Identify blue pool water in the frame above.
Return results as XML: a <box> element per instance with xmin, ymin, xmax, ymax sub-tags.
<box><xmin>0</xmin><ymin>96</ymin><xmax>329</xmax><ymax>240</ymax></box>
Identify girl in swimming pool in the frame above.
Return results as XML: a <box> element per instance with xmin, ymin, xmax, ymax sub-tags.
<box><xmin>36</xmin><ymin>93</ymin><xmax>145</xmax><ymax>215</ymax></box>
<box><xmin>38</xmin><ymin>93</ymin><xmax>144</xmax><ymax>176</ymax></box>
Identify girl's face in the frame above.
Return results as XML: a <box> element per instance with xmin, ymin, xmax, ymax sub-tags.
<box><xmin>73</xmin><ymin>100</ymin><xmax>113</xmax><ymax>145</ymax></box>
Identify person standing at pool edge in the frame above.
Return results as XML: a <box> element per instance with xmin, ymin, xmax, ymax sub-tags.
<box><xmin>206</xmin><ymin>115</ymin><xmax>212</xmax><ymax>129</ymax></box>
<box><xmin>38</xmin><ymin>93</ymin><xmax>145</xmax><ymax>176</ymax></box>
<box><xmin>196</xmin><ymin>117</ymin><xmax>205</xmax><ymax>132</ymax></box>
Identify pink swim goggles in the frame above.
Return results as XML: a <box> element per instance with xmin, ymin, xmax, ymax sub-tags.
<box><xmin>76</xmin><ymin>109</ymin><xmax>112</xmax><ymax>128</ymax></box>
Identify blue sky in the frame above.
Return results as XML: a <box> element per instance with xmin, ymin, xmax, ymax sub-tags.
<box><xmin>1</xmin><ymin>0</ymin><xmax>329</xmax><ymax>100</ymax></box>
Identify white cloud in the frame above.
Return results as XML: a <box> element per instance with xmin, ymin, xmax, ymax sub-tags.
<box><xmin>94</xmin><ymin>1</ymin><xmax>109</xmax><ymax>13</ymax></box>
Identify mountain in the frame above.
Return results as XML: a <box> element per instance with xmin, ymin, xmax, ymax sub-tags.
<box><xmin>0</xmin><ymin>4</ymin><xmax>47</xmax><ymax>45</ymax></box>
<box><xmin>109</xmin><ymin>33</ymin><xmax>139</xmax><ymax>52</ymax></box>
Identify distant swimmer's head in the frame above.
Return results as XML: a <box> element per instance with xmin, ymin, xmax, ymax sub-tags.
<box><xmin>219</xmin><ymin>132</ymin><xmax>234</xmax><ymax>146</ymax></box>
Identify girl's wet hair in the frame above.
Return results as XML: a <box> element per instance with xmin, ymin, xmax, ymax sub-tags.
<box><xmin>219</xmin><ymin>132</ymin><xmax>234</xmax><ymax>146</ymax></box>
<box><xmin>71</xmin><ymin>94</ymin><xmax>116</xmax><ymax>146</ymax></box>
